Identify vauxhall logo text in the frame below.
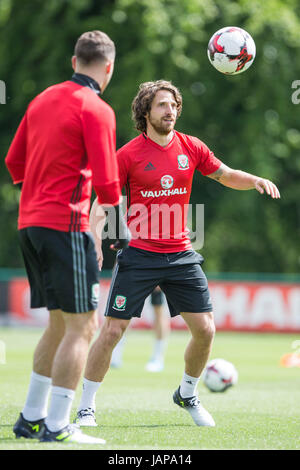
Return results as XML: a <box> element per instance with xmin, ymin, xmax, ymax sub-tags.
<box><xmin>140</xmin><ymin>187</ymin><xmax>188</xmax><ymax>198</ymax></box>
<box><xmin>141</xmin><ymin>174</ymin><xmax>187</xmax><ymax>197</ymax></box>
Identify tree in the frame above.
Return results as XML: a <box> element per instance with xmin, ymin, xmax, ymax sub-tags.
<box><xmin>1</xmin><ymin>0</ymin><xmax>299</xmax><ymax>272</ymax></box>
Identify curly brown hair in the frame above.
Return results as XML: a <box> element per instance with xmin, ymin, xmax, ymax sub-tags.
<box><xmin>131</xmin><ymin>80</ymin><xmax>183</xmax><ymax>133</ymax></box>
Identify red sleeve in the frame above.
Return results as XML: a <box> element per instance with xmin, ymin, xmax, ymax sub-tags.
<box><xmin>5</xmin><ymin>112</ymin><xmax>27</xmax><ymax>184</ymax></box>
<box><xmin>192</xmin><ymin>137</ymin><xmax>223</xmax><ymax>175</ymax></box>
<box><xmin>81</xmin><ymin>100</ymin><xmax>121</xmax><ymax>206</ymax></box>
<box><xmin>117</xmin><ymin>146</ymin><xmax>131</xmax><ymax>190</ymax></box>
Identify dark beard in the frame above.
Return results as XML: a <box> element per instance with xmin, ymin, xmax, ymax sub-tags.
<box><xmin>148</xmin><ymin>115</ymin><xmax>175</xmax><ymax>135</ymax></box>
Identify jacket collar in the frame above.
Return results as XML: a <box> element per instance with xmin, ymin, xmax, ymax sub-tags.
<box><xmin>71</xmin><ymin>73</ymin><xmax>101</xmax><ymax>95</ymax></box>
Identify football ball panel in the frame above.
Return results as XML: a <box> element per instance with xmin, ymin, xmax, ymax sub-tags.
<box><xmin>207</xmin><ymin>26</ymin><xmax>256</xmax><ymax>75</ymax></box>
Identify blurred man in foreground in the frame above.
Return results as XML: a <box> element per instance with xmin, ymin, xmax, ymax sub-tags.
<box><xmin>5</xmin><ymin>31</ymin><xmax>127</xmax><ymax>444</ymax></box>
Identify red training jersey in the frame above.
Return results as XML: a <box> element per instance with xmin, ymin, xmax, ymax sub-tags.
<box><xmin>5</xmin><ymin>80</ymin><xmax>121</xmax><ymax>232</ymax></box>
<box><xmin>118</xmin><ymin>131</ymin><xmax>222</xmax><ymax>252</ymax></box>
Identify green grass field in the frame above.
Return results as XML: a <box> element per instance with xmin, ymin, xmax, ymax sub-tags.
<box><xmin>0</xmin><ymin>327</ymin><xmax>299</xmax><ymax>451</ymax></box>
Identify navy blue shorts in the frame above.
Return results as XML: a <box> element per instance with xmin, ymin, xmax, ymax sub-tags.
<box><xmin>105</xmin><ymin>247</ymin><xmax>213</xmax><ymax>319</ymax></box>
<box><xmin>19</xmin><ymin>227</ymin><xmax>100</xmax><ymax>313</ymax></box>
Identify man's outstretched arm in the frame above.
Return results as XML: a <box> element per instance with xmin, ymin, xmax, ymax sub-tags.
<box><xmin>207</xmin><ymin>163</ymin><xmax>280</xmax><ymax>199</ymax></box>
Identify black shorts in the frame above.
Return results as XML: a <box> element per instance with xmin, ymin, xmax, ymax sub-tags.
<box><xmin>150</xmin><ymin>287</ymin><xmax>164</xmax><ymax>306</ymax></box>
<box><xmin>19</xmin><ymin>227</ymin><xmax>100</xmax><ymax>313</ymax></box>
<box><xmin>105</xmin><ymin>247</ymin><xmax>213</xmax><ymax>319</ymax></box>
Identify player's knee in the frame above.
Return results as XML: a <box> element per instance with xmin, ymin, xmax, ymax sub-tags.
<box><xmin>86</xmin><ymin>313</ymin><xmax>99</xmax><ymax>341</ymax></box>
<box><xmin>206</xmin><ymin>320</ymin><xmax>216</xmax><ymax>341</ymax></box>
<box><xmin>195</xmin><ymin>315</ymin><xmax>215</xmax><ymax>343</ymax></box>
<box><xmin>68</xmin><ymin>311</ymin><xmax>99</xmax><ymax>343</ymax></box>
<box><xmin>104</xmin><ymin>319</ymin><xmax>127</xmax><ymax>346</ymax></box>
<box><xmin>203</xmin><ymin>319</ymin><xmax>215</xmax><ymax>343</ymax></box>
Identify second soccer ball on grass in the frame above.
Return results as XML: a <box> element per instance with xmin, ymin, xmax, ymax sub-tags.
<box><xmin>203</xmin><ymin>358</ymin><xmax>238</xmax><ymax>392</ymax></box>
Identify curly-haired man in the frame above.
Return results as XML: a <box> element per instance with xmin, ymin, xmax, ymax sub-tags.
<box><xmin>75</xmin><ymin>80</ymin><xmax>280</xmax><ymax>428</ymax></box>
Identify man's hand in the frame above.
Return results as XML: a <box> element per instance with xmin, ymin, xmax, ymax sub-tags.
<box><xmin>89</xmin><ymin>199</ymin><xmax>106</xmax><ymax>270</ymax></box>
<box><xmin>254</xmin><ymin>178</ymin><xmax>281</xmax><ymax>199</ymax></box>
<box><xmin>90</xmin><ymin>198</ymin><xmax>131</xmax><ymax>258</ymax></box>
<box><xmin>95</xmin><ymin>242</ymin><xmax>104</xmax><ymax>270</ymax></box>
<box><xmin>109</xmin><ymin>238</ymin><xmax>130</xmax><ymax>252</ymax></box>
<box><xmin>103</xmin><ymin>202</ymin><xmax>131</xmax><ymax>252</ymax></box>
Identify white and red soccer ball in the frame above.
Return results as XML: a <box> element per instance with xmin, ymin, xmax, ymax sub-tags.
<box><xmin>203</xmin><ymin>358</ymin><xmax>238</xmax><ymax>392</ymax></box>
<box><xmin>207</xmin><ymin>26</ymin><xmax>256</xmax><ymax>75</ymax></box>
